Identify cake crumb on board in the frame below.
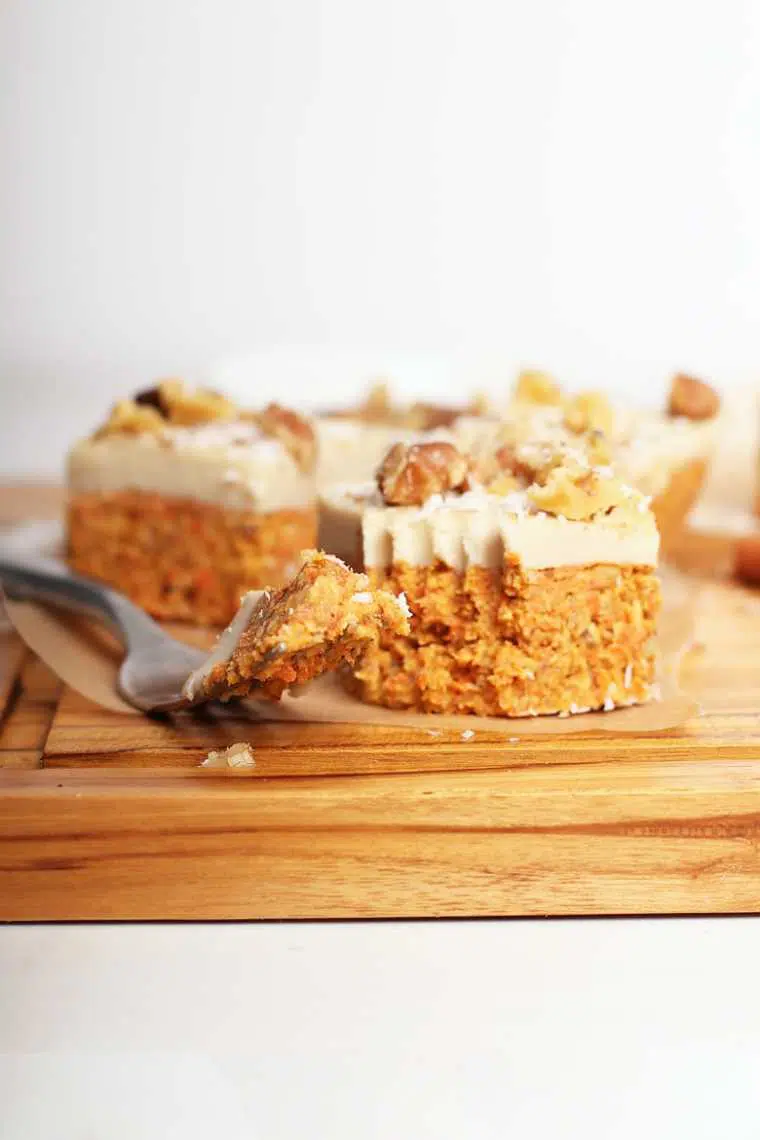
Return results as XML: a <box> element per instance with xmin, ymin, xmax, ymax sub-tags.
<box><xmin>200</xmin><ymin>742</ymin><xmax>256</xmax><ymax>769</ymax></box>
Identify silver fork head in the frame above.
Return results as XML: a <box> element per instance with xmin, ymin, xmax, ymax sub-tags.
<box><xmin>117</xmin><ymin>638</ymin><xmax>209</xmax><ymax>712</ymax></box>
<box><xmin>0</xmin><ymin>553</ymin><xmax>212</xmax><ymax>713</ymax></box>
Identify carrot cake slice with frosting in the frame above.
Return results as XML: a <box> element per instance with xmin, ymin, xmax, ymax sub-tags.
<box><xmin>317</xmin><ymin>372</ymin><xmax>719</xmax><ymax>569</ymax></box>
<box><xmin>66</xmin><ymin>381</ymin><xmax>318</xmax><ymax>624</ymax></box>
<box><xmin>183</xmin><ymin>550</ymin><xmax>410</xmax><ymax>701</ymax></box>
<box><xmin>349</xmin><ymin>440</ymin><xmax>661</xmax><ymax>718</ymax></box>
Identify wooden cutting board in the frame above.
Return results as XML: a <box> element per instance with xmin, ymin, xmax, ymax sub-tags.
<box><xmin>3</xmin><ymin>487</ymin><xmax>760</xmax><ymax>921</ymax></box>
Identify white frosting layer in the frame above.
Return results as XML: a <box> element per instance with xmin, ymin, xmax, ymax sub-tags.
<box><xmin>363</xmin><ymin>488</ymin><xmax>659</xmax><ymax>571</ymax></box>
<box><xmin>68</xmin><ymin>422</ymin><xmax>315</xmax><ymax>511</ymax></box>
<box><xmin>317</xmin><ymin>482</ymin><xmax>377</xmax><ymax>569</ymax></box>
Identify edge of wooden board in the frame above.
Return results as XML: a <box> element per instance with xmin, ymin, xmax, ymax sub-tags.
<box><xmin>3</xmin><ymin>762</ymin><xmax>760</xmax><ymax>920</ymax></box>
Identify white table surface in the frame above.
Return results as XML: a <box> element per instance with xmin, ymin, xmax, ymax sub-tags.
<box><xmin>2</xmin><ymin>918</ymin><xmax>759</xmax><ymax>1138</ymax></box>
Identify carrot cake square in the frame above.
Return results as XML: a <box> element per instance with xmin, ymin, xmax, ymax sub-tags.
<box><xmin>66</xmin><ymin>381</ymin><xmax>318</xmax><ymax>624</ymax></box>
<box><xmin>317</xmin><ymin>372</ymin><xmax>719</xmax><ymax>569</ymax></box>
<box><xmin>349</xmin><ymin>440</ymin><xmax>661</xmax><ymax>718</ymax></box>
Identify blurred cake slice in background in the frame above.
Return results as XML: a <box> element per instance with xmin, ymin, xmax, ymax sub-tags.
<box><xmin>66</xmin><ymin>381</ymin><xmax>318</xmax><ymax>624</ymax></box>
<box><xmin>317</xmin><ymin>371</ymin><xmax>720</xmax><ymax>570</ymax></box>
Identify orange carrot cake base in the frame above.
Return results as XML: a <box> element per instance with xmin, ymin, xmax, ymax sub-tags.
<box><xmin>352</xmin><ymin>561</ymin><xmax>660</xmax><ymax>718</ymax></box>
<box><xmin>67</xmin><ymin>490</ymin><xmax>317</xmax><ymax>625</ymax></box>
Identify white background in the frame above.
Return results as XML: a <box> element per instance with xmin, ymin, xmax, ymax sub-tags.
<box><xmin>3</xmin><ymin>3</ymin><xmax>760</xmax><ymax>1135</ymax></box>
<box><xmin>2</xmin><ymin>0</ymin><xmax>760</xmax><ymax>473</ymax></box>
<box><xmin>3</xmin><ymin>920</ymin><xmax>760</xmax><ymax>1139</ymax></box>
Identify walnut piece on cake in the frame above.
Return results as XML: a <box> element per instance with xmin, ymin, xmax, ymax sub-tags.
<box><xmin>94</xmin><ymin>400</ymin><xmax>167</xmax><ymax>438</ymax></box>
<box><xmin>247</xmin><ymin>403</ymin><xmax>317</xmax><ymax>473</ymax></box>
<box><xmin>667</xmin><ymin>373</ymin><xmax>721</xmax><ymax>421</ymax></box>
<box><xmin>513</xmin><ymin>370</ymin><xmax>563</xmax><ymax>405</ymax></box>
<box><xmin>377</xmin><ymin>441</ymin><xmax>470</xmax><ymax>505</ymax></box>
<box><xmin>183</xmin><ymin>550</ymin><xmax>411</xmax><ymax>702</ymax></box>
<box><xmin>323</xmin><ymin>381</ymin><xmax>490</xmax><ymax>429</ymax></box>
<box><xmin>470</xmin><ymin>441</ymin><xmax>538</xmax><ymax>492</ymax></box>
<box><xmin>149</xmin><ymin>379</ymin><xmax>238</xmax><ymax>425</ymax></box>
<box><xmin>527</xmin><ymin>460</ymin><xmax>638</xmax><ymax>520</ymax></box>
<box><xmin>98</xmin><ymin>380</ymin><xmax>237</xmax><ymax>435</ymax></box>
<box><xmin>562</xmin><ymin>391</ymin><xmax>614</xmax><ymax>437</ymax></box>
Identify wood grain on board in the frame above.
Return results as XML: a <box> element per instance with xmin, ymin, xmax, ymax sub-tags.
<box><xmin>3</xmin><ymin>760</ymin><xmax>760</xmax><ymax>920</ymax></box>
<box><xmin>2</xmin><ymin>485</ymin><xmax>760</xmax><ymax>920</ymax></box>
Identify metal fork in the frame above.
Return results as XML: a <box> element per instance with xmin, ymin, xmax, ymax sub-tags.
<box><xmin>0</xmin><ymin>557</ymin><xmax>209</xmax><ymax>711</ymax></box>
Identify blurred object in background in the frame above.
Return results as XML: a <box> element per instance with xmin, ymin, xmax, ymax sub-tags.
<box><xmin>2</xmin><ymin>0</ymin><xmax>760</xmax><ymax>476</ymax></box>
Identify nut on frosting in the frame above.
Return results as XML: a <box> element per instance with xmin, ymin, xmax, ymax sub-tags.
<box><xmin>528</xmin><ymin>461</ymin><xmax>637</xmax><ymax>520</ymax></box>
<box><xmin>94</xmin><ymin>400</ymin><xmax>167</xmax><ymax>438</ymax></box>
<box><xmin>471</xmin><ymin>442</ymin><xmax>536</xmax><ymax>492</ymax></box>
<box><xmin>326</xmin><ymin>380</ymin><xmax>488</xmax><ymax>430</ymax></box>
<box><xmin>377</xmin><ymin>441</ymin><xmax>470</xmax><ymax>505</ymax></box>
<box><xmin>149</xmin><ymin>379</ymin><xmax>237</xmax><ymax>425</ymax></box>
<box><xmin>97</xmin><ymin>380</ymin><xmax>237</xmax><ymax>437</ymax></box>
<box><xmin>667</xmin><ymin>372</ymin><xmax>720</xmax><ymax>421</ymax></box>
<box><xmin>514</xmin><ymin>370</ymin><xmax>563</xmax><ymax>405</ymax></box>
<box><xmin>563</xmin><ymin>391</ymin><xmax>614</xmax><ymax>437</ymax></box>
<box><xmin>92</xmin><ymin>384</ymin><xmax>316</xmax><ymax>472</ymax></box>
<box><xmin>248</xmin><ymin>403</ymin><xmax>316</xmax><ymax>473</ymax></box>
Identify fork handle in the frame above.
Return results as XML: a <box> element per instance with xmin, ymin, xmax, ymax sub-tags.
<box><xmin>0</xmin><ymin>558</ymin><xmax>156</xmax><ymax>648</ymax></box>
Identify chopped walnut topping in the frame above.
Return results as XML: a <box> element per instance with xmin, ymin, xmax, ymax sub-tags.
<box><xmin>325</xmin><ymin>382</ymin><xmax>488</xmax><ymax>429</ymax></box>
<box><xmin>156</xmin><ymin>379</ymin><xmax>237</xmax><ymax>425</ymax></box>
<box><xmin>563</xmin><ymin>391</ymin><xmax>614</xmax><ymax>436</ymax></box>
<box><xmin>735</xmin><ymin>535</ymin><xmax>760</xmax><ymax>586</ymax></box>
<box><xmin>472</xmin><ymin>442</ymin><xmax>536</xmax><ymax>491</ymax></box>
<box><xmin>667</xmin><ymin>373</ymin><xmax>720</xmax><ymax>421</ymax></box>
<box><xmin>363</xmin><ymin>380</ymin><xmax>392</xmax><ymax>421</ymax></box>
<box><xmin>405</xmin><ymin>393</ymin><xmax>491</xmax><ymax>430</ymax></box>
<box><xmin>95</xmin><ymin>380</ymin><xmax>237</xmax><ymax>437</ymax></box>
<box><xmin>133</xmin><ymin>386</ymin><xmax>167</xmax><ymax>412</ymax></box>
<box><xmin>528</xmin><ymin>463</ymin><xmax>635</xmax><ymax>520</ymax></box>
<box><xmin>377</xmin><ymin>441</ymin><xmax>470</xmax><ymax>505</ymax></box>
<box><xmin>514</xmin><ymin>370</ymin><xmax>563</xmax><ymax>405</ymax></box>
<box><xmin>584</xmin><ymin>429</ymin><xmax>614</xmax><ymax>466</ymax></box>
<box><xmin>487</xmin><ymin>472</ymin><xmax>523</xmax><ymax>496</ymax></box>
<box><xmin>94</xmin><ymin>400</ymin><xmax>166</xmax><ymax>438</ymax></box>
<box><xmin>406</xmin><ymin>402</ymin><xmax>463</xmax><ymax>430</ymax></box>
<box><xmin>251</xmin><ymin>403</ymin><xmax>316</xmax><ymax>473</ymax></box>
<box><xmin>323</xmin><ymin>381</ymin><xmax>402</xmax><ymax>425</ymax></box>
<box><xmin>469</xmin><ymin>390</ymin><xmax>491</xmax><ymax>416</ymax></box>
